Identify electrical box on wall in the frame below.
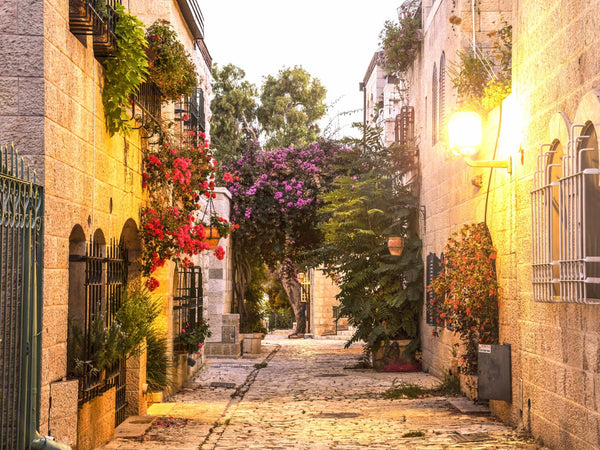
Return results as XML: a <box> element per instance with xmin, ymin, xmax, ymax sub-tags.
<box><xmin>478</xmin><ymin>343</ymin><xmax>512</xmax><ymax>401</ymax></box>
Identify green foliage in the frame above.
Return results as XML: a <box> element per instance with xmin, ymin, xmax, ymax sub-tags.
<box><xmin>69</xmin><ymin>282</ymin><xmax>161</xmax><ymax>375</ymax></box>
<box><xmin>146</xmin><ymin>19</ymin><xmax>198</xmax><ymax>100</ymax></box>
<box><xmin>146</xmin><ymin>332</ymin><xmax>173</xmax><ymax>393</ymax></box>
<box><xmin>379</xmin><ymin>0</ymin><xmax>422</xmax><ymax>76</ymax></box>
<box><xmin>316</xmin><ymin>123</ymin><xmax>423</xmax><ymax>354</ymax></box>
<box><xmin>210</xmin><ymin>64</ymin><xmax>259</xmax><ymax>165</ymax></box>
<box><xmin>402</xmin><ymin>431</ymin><xmax>425</xmax><ymax>438</ymax></box>
<box><xmin>429</xmin><ymin>223</ymin><xmax>500</xmax><ymax>375</ymax></box>
<box><xmin>101</xmin><ymin>4</ymin><xmax>148</xmax><ymax>135</ymax></box>
<box><xmin>243</xmin><ymin>263</ymin><xmax>268</xmax><ymax>333</ymax></box>
<box><xmin>448</xmin><ymin>21</ymin><xmax>512</xmax><ymax>112</ymax></box>
<box><xmin>257</xmin><ymin>66</ymin><xmax>327</xmax><ymax>150</ymax></box>
<box><xmin>384</xmin><ymin>373</ymin><xmax>460</xmax><ymax>399</ymax></box>
<box><xmin>114</xmin><ymin>282</ymin><xmax>162</xmax><ymax>357</ymax></box>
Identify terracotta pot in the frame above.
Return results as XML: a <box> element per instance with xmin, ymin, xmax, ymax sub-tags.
<box><xmin>205</xmin><ymin>227</ymin><xmax>221</xmax><ymax>250</ymax></box>
<box><xmin>387</xmin><ymin>237</ymin><xmax>404</xmax><ymax>256</ymax></box>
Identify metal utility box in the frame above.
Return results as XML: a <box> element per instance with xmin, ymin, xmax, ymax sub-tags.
<box><xmin>478</xmin><ymin>344</ymin><xmax>512</xmax><ymax>401</ymax></box>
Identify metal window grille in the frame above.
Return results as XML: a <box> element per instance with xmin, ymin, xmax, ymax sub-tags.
<box><xmin>0</xmin><ymin>145</ymin><xmax>43</xmax><ymax>449</ymax></box>
<box><xmin>173</xmin><ymin>265</ymin><xmax>203</xmax><ymax>341</ymax></box>
<box><xmin>70</xmin><ymin>239</ymin><xmax>128</xmax><ymax>411</ymax></box>
<box><xmin>532</xmin><ymin>123</ymin><xmax>600</xmax><ymax>303</ymax></box>
<box><xmin>439</xmin><ymin>52</ymin><xmax>446</xmax><ymax>140</ymax></box>
<box><xmin>395</xmin><ymin>106</ymin><xmax>415</xmax><ymax>146</ymax></box>
<box><xmin>432</xmin><ymin>64</ymin><xmax>438</xmax><ymax>145</ymax></box>
<box><xmin>132</xmin><ymin>82</ymin><xmax>163</xmax><ymax>127</ymax></box>
<box><xmin>175</xmin><ymin>88</ymin><xmax>206</xmax><ymax>146</ymax></box>
<box><xmin>426</xmin><ymin>252</ymin><xmax>443</xmax><ymax>326</ymax></box>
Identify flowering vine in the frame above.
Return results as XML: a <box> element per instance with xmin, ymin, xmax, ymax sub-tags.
<box><xmin>379</xmin><ymin>0</ymin><xmax>422</xmax><ymax>76</ymax></box>
<box><xmin>140</xmin><ymin>128</ymin><xmax>235</xmax><ymax>290</ymax></box>
<box><xmin>429</xmin><ymin>222</ymin><xmax>500</xmax><ymax>374</ymax></box>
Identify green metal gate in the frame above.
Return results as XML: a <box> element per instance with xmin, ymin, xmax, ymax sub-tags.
<box><xmin>0</xmin><ymin>144</ymin><xmax>43</xmax><ymax>449</ymax></box>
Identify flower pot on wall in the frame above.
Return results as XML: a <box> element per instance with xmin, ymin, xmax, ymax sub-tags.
<box><xmin>205</xmin><ymin>227</ymin><xmax>221</xmax><ymax>250</ymax></box>
<box><xmin>387</xmin><ymin>237</ymin><xmax>404</xmax><ymax>256</ymax></box>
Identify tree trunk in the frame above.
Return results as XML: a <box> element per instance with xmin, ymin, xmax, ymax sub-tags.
<box><xmin>232</xmin><ymin>245</ymin><xmax>250</xmax><ymax>330</ymax></box>
<box><xmin>280</xmin><ymin>275</ymin><xmax>303</xmax><ymax>334</ymax></box>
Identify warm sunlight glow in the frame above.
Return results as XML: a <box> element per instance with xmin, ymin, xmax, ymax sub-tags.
<box><xmin>448</xmin><ymin>111</ymin><xmax>482</xmax><ymax>157</ymax></box>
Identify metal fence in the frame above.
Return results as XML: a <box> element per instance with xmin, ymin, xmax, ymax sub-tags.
<box><xmin>0</xmin><ymin>144</ymin><xmax>43</xmax><ymax>449</ymax></box>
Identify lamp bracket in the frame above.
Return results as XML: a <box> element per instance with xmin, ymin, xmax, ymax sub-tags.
<box><xmin>464</xmin><ymin>156</ymin><xmax>512</xmax><ymax>175</ymax></box>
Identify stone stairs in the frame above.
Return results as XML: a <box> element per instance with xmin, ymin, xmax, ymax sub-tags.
<box><xmin>313</xmin><ymin>327</ymin><xmax>355</xmax><ymax>341</ymax></box>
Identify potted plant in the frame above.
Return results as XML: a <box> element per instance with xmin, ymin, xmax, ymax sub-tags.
<box><xmin>175</xmin><ymin>321</ymin><xmax>212</xmax><ymax>354</ymax></box>
<box><xmin>146</xmin><ymin>19</ymin><xmax>198</xmax><ymax>100</ymax></box>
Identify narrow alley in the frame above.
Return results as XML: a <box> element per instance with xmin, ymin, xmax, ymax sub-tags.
<box><xmin>103</xmin><ymin>334</ymin><xmax>541</xmax><ymax>449</ymax></box>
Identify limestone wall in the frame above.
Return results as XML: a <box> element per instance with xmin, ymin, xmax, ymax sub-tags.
<box><xmin>411</xmin><ymin>0</ymin><xmax>600</xmax><ymax>448</ymax></box>
<box><xmin>310</xmin><ymin>269</ymin><xmax>346</xmax><ymax>336</ymax></box>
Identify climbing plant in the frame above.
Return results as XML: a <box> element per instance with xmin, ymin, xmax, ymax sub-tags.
<box><xmin>101</xmin><ymin>3</ymin><xmax>148</xmax><ymax>135</ymax></box>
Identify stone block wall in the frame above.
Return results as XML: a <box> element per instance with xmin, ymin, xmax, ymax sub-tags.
<box><xmin>310</xmin><ymin>269</ymin><xmax>346</xmax><ymax>336</ymax></box>
<box><xmin>408</xmin><ymin>0</ymin><xmax>600</xmax><ymax>447</ymax></box>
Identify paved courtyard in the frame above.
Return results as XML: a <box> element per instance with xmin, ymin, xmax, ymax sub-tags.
<box><xmin>103</xmin><ymin>334</ymin><xmax>542</xmax><ymax>449</ymax></box>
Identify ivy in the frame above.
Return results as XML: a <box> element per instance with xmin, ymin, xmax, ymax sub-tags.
<box><xmin>101</xmin><ymin>4</ymin><xmax>149</xmax><ymax>135</ymax></box>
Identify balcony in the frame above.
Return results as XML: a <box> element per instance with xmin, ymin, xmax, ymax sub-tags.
<box><xmin>175</xmin><ymin>87</ymin><xmax>206</xmax><ymax>145</ymax></box>
<box><xmin>176</xmin><ymin>0</ymin><xmax>205</xmax><ymax>39</ymax></box>
<box><xmin>69</xmin><ymin>0</ymin><xmax>120</xmax><ymax>57</ymax></box>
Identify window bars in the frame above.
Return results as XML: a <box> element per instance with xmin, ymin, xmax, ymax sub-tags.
<box><xmin>173</xmin><ymin>265</ymin><xmax>203</xmax><ymax>341</ymax></box>
<box><xmin>68</xmin><ymin>0</ymin><xmax>121</xmax><ymax>57</ymax></box>
<box><xmin>395</xmin><ymin>106</ymin><xmax>415</xmax><ymax>146</ymax></box>
<box><xmin>426</xmin><ymin>252</ymin><xmax>443</xmax><ymax>326</ymax></box>
<box><xmin>531</xmin><ymin>123</ymin><xmax>600</xmax><ymax>303</ymax></box>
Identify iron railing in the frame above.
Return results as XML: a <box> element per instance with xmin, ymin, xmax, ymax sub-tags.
<box><xmin>175</xmin><ymin>87</ymin><xmax>206</xmax><ymax>146</ymax></box>
<box><xmin>69</xmin><ymin>0</ymin><xmax>121</xmax><ymax>57</ymax></box>
<box><xmin>0</xmin><ymin>144</ymin><xmax>43</xmax><ymax>449</ymax></box>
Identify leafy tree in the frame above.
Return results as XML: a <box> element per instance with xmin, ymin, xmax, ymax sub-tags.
<box><xmin>257</xmin><ymin>66</ymin><xmax>327</xmax><ymax>150</ymax></box>
<box><xmin>316</xmin><ymin>124</ymin><xmax>423</xmax><ymax>355</ymax></box>
<box><xmin>210</xmin><ymin>64</ymin><xmax>259</xmax><ymax>165</ymax></box>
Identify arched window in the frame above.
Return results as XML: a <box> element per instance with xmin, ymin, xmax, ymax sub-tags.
<box><xmin>432</xmin><ymin>63</ymin><xmax>438</xmax><ymax>145</ymax></box>
<box><xmin>439</xmin><ymin>52</ymin><xmax>446</xmax><ymax>140</ymax></box>
<box><xmin>576</xmin><ymin>122</ymin><xmax>600</xmax><ymax>300</ymax></box>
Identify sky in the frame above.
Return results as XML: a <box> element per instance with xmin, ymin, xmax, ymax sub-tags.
<box><xmin>201</xmin><ymin>1</ymin><xmax>401</xmax><ymax>139</ymax></box>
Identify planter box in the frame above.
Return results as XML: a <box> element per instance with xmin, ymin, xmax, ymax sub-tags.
<box><xmin>147</xmin><ymin>391</ymin><xmax>163</xmax><ymax>404</ymax></box>
<box><xmin>241</xmin><ymin>333</ymin><xmax>264</xmax><ymax>354</ymax></box>
<box><xmin>372</xmin><ymin>340</ymin><xmax>421</xmax><ymax>372</ymax></box>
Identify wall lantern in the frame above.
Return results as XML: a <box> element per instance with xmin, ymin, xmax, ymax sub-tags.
<box><xmin>387</xmin><ymin>236</ymin><xmax>404</xmax><ymax>256</ymax></box>
<box><xmin>448</xmin><ymin>111</ymin><xmax>512</xmax><ymax>174</ymax></box>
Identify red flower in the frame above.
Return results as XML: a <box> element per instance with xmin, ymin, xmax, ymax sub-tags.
<box><xmin>145</xmin><ymin>277</ymin><xmax>159</xmax><ymax>291</ymax></box>
<box><xmin>213</xmin><ymin>245</ymin><xmax>225</xmax><ymax>260</ymax></box>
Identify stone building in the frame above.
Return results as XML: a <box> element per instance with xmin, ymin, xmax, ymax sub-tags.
<box><xmin>376</xmin><ymin>0</ymin><xmax>600</xmax><ymax>447</ymax></box>
<box><xmin>0</xmin><ymin>0</ymin><xmax>215</xmax><ymax>447</ymax></box>
<box><xmin>360</xmin><ymin>51</ymin><xmax>405</xmax><ymax>147</ymax></box>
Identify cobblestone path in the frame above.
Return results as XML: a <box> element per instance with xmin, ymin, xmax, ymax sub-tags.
<box><xmin>104</xmin><ymin>335</ymin><xmax>542</xmax><ymax>449</ymax></box>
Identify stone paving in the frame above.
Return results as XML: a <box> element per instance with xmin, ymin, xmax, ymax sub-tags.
<box><xmin>103</xmin><ymin>334</ymin><xmax>544</xmax><ymax>450</ymax></box>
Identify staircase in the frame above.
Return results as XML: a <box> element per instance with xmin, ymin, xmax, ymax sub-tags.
<box><xmin>314</xmin><ymin>327</ymin><xmax>355</xmax><ymax>341</ymax></box>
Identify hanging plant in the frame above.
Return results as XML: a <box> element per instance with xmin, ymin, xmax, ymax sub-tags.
<box><xmin>140</xmin><ymin>129</ymin><xmax>236</xmax><ymax>290</ymax></box>
<box><xmin>379</xmin><ymin>0</ymin><xmax>422</xmax><ymax>76</ymax></box>
<box><xmin>429</xmin><ymin>222</ymin><xmax>500</xmax><ymax>375</ymax></box>
<box><xmin>101</xmin><ymin>4</ymin><xmax>149</xmax><ymax>135</ymax></box>
<box><xmin>448</xmin><ymin>21</ymin><xmax>512</xmax><ymax>112</ymax></box>
<box><xmin>146</xmin><ymin>19</ymin><xmax>198</xmax><ymax>100</ymax></box>
<box><xmin>175</xmin><ymin>321</ymin><xmax>212</xmax><ymax>354</ymax></box>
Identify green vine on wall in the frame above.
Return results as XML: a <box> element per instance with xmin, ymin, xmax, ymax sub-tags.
<box><xmin>101</xmin><ymin>4</ymin><xmax>149</xmax><ymax>136</ymax></box>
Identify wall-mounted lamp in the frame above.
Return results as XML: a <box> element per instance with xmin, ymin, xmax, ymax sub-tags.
<box><xmin>448</xmin><ymin>111</ymin><xmax>512</xmax><ymax>174</ymax></box>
